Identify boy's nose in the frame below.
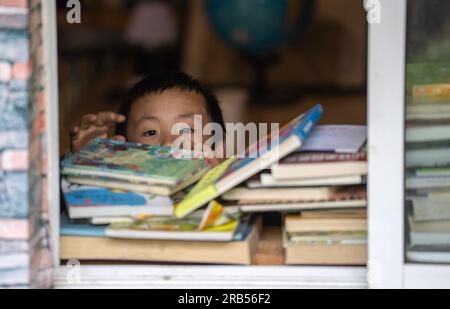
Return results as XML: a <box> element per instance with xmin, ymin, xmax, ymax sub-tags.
<box><xmin>160</xmin><ymin>133</ymin><xmax>177</xmax><ymax>148</ymax></box>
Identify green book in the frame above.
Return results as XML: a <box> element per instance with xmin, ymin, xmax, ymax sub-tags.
<box><xmin>61</xmin><ymin>139</ymin><xmax>211</xmax><ymax>195</ymax></box>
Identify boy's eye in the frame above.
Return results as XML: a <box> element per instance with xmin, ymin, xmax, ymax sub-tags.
<box><xmin>179</xmin><ymin>128</ymin><xmax>194</xmax><ymax>135</ymax></box>
<box><xmin>143</xmin><ymin>130</ymin><xmax>158</xmax><ymax>137</ymax></box>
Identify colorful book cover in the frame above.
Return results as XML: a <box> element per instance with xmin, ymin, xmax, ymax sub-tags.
<box><xmin>61</xmin><ymin>139</ymin><xmax>211</xmax><ymax>186</ymax></box>
<box><xmin>175</xmin><ymin>104</ymin><xmax>323</xmax><ymax>218</ymax></box>
<box><xmin>62</xmin><ymin>180</ymin><xmax>174</xmax><ymax>219</ymax></box>
<box><xmin>105</xmin><ymin>201</ymin><xmax>241</xmax><ymax>241</ymax></box>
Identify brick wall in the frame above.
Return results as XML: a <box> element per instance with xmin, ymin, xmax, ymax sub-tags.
<box><xmin>0</xmin><ymin>0</ymin><xmax>52</xmax><ymax>288</ymax></box>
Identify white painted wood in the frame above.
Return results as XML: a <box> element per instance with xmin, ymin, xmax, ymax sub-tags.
<box><xmin>54</xmin><ymin>265</ymin><xmax>367</xmax><ymax>289</ymax></box>
<box><xmin>42</xmin><ymin>0</ymin><xmax>61</xmax><ymax>267</ymax></box>
<box><xmin>404</xmin><ymin>264</ymin><xmax>450</xmax><ymax>289</ymax></box>
<box><xmin>367</xmin><ymin>0</ymin><xmax>407</xmax><ymax>288</ymax></box>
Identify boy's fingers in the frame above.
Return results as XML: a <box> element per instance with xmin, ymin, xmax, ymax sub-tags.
<box><xmin>97</xmin><ymin>112</ymin><xmax>125</xmax><ymax>126</ymax></box>
<box><xmin>69</xmin><ymin>126</ymin><xmax>80</xmax><ymax>140</ymax></box>
<box><xmin>81</xmin><ymin>114</ymin><xmax>97</xmax><ymax>126</ymax></box>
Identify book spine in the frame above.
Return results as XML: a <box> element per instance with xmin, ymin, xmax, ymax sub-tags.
<box><xmin>294</xmin><ymin>104</ymin><xmax>324</xmax><ymax>144</ymax></box>
<box><xmin>413</xmin><ymin>84</ymin><xmax>450</xmax><ymax>99</ymax></box>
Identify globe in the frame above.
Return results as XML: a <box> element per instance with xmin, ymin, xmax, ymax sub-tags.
<box><xmin>205</xmin><ymin>0</ymin><xmax>315</xmax><ymax>55</ymax></box>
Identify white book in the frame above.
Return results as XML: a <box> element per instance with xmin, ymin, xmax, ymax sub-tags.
<box><xmin>406</xmin><ymin>148</ymin><xmax>450</xmax><ymax>168</ymax></box>
<box><xmin>300</xmin><ymin>125</ymin><xmax>367</xmax><ymax>153</ymax></box>
<box><xmin>232</xmin><ymin>200</ymin><xmax>367</xmax><ymax>213</ymax></box>
<box><xmin>105</xmin><ymin>228</ymin><xmax>237</xmax><ymax>242</ymax></box>
<box><xmin>406</xmin><ymin>125</ymin><xmax>450</xmax><ymax>143</ymax></box>
<box><xmin>410</xmin><ymin>193</ymin><xmax>450</xmax><ymax>222</ymax></box>
<box><xmin>222</xmin><ymin>187</ymin><xmax>335</xmax><ymax>202</ymax></box>
<box><xmin>259</xmin><ymin>173</ymin><xmax>365</xmax><ymax>188</ymax></box>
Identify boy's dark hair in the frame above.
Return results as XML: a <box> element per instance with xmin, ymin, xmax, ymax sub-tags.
<box><xmin>115</xmin><ymin>72</ymin><xmax>225</xmax><ymax>138</ymax></box>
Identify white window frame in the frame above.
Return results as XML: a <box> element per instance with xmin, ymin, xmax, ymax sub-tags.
<box><xmin>368</xmin><ymin>0</ymin><xmax>450</xmax><ymax>289</ymax></box>
<box><xmin>43</xmin><ymin>0</ymin><xmax>372</xmax><ymax>289</ymax></box>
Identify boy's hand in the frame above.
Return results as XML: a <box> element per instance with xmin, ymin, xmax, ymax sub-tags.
<box><xmin>70</xmin><ymin>112</ymin><xmax>126</xmax><ymax>153</ymax></box>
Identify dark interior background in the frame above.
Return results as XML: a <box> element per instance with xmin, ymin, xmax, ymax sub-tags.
<box><xmin>57</xmin><ymin>0</ymin><xmax>368</xmax><ymax>154</ymax></box>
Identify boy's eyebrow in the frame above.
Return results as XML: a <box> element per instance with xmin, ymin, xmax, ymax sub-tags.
<box><xmin>177</xmin><ymin>113</ymin><xmax>197</xmax><ymax>119</ymax></box>
<box><xmin>136</xmin><ymin>115</ymin><xmax>159</xmax><ymax>125</ymax></box>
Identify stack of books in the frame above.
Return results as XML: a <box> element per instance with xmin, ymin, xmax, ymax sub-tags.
<box><xmin>405</xmin><ymin>81</ymin><xmax>450</xmax><ymax>263</ymax></box>
<box><xmin>283</xmin><ymin>210</ymin><xmax>367</xmax><ymax>265</ymax></box>
<box><xmin>61</xmin><ymin>105</ymin><xmax>371</xmax><ymax>266</ymax></box>
<box><xmin>60</xmin><ymin>139</ymin><xmax>262</xmax><ymax>265</ymax></box>
<box><xmin>217</xmin><ymin>125</ymin><xmax>368</xmax><ymax>265</ymax></box>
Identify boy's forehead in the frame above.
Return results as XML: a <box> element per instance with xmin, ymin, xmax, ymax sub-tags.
<box><xmin>131</xmin><ymin>89</ymin><xmax>208</xmax><ymax>117</ymax></box>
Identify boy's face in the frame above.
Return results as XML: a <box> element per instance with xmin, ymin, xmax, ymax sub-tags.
<box><xmin>126</xmin><ymin>88</ymin><xmax>212</xmax><ymax>148</ymax></box>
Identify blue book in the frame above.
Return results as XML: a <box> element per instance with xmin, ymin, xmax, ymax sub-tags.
<box><xmin>62</xmin><ymin>180</ymin><xmax>173</xmax><ymax>219</ymax></box>
<box><xmin>60</xmin><ymin>213</ymin><xmax>106</xmax><ymax>238</ymax></box>
<box><xmin>176</xmin><ymin>104</ymin><xmax>324</xmax><ymax>218</ymax></box>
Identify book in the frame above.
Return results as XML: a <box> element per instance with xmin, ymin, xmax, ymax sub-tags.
<box><xmin>282</xmin><ymin>226</ymin><xmax>367</xmax><ymax>265</ymax></box>
<box><xmin>62</xmin><ymin>180</ymin><xmax>174</xmax><ymax>219</ymax></box>
<box><xmin>300</xmin><ymin>125</ymin><xmax>367</xmax><ymax>153</ymax></box>
<box><xmin>406</xmin><ymin>123</ymin><xmax>450</xmax><ymax>143</ymax></box>
<box><xmin>406</xmin><ymin>147</ymin><xmax>450</xmax><ymax>168</ymax></box>
<box><xmin>285</xmin><ymin>213</ymin><xmax>367</xmax><ymax>233</ymax></box>
<box><xmin>408</xmin><ymin>216</ymin><xmax>450</xmax><ymax>246</ymax></box>
<box><xmin>60</xmin><ymin>210</ymin><xmax>251</xmax><ymax>241</ymax></box>
<box><xmin>61</xmin><ymin>139</ymin><xmax>211</xmax><ymax>195</ymax></box>
<box><xmin>250</xmin><ymin>173</ymin><xmax>365</xmax><ymax>188</ymax></box>
<box><xmin>413</xmin><ymin>84</ymin><xmax>450</xmax><ymax>100</ymax></box>
<box><xmin>175</xmin><ymin>104</ymin><xmax>324</xmax><ymax>218</ymax></box>
<box><xmin>60</xmin><ymin>218</ymin><xmax>262</xmax><ymax>265</ymax></box>
<box><xmin>60</xmin><ymin>213</ymin><xmax>107</xmax><ymax>238</ymax></box>
<box><xmin>407</xmin><ymin>245</ymin><xmax>450</xmax><ymax>264</ymax></box>
<box><xmin>222</xmin><ymin>186</ymin><xmax>338</xmax><ymax>202</ymax></box>
<box><xmin>406</xmin><ymin>176</ymin><xmax>450</xmax><ymax>190</ymax></box>
<box><xmin>271</xmin><ymin>152</ymin><xmax>367</xmax><ymax>180</ymax></box>
<box><xmin>105</xmin><ymin>217</ymin><xmax>240</xmax><ymax>242</ymax></box>
<box><xmin>409</xmin><ymin>193</ymin><xmax>450</xmax><ymax>222</ymax></box>
<box><xmin>66</xmin><ymin>172</ymin><xmax>205</xmax><ymax>196</ymax></box>
<box><xmin>406</xmin><ymin>103</ymin><xmax>450</xmax><ymax>118</ymax></box>
<box><xmin>288</xmin><ymin>231</ymin><xmax>368</xmax><ymax>245</ymax></box>
<box><xmin>284</xmin><ymin>243</ymin><xmax>367</xmax><ymax>265</ymax></box>
<box><xmin>225</xmin><ymin>186</ymin><xmax>367</xmax><ymax>213</ymax></box>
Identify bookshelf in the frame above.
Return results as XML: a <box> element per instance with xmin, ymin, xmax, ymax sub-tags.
<box><xmin>42</xmin><ymin>0</ymin><xmax>450</xmax><ymax>288</ymax></box>
<box><xmin>369</xmin><ymin>0</ymin><xmax>450</xmax><ymax>289</ymax></box>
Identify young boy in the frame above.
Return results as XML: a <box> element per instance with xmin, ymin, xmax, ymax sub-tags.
<box><xmin>69</xmin><ymin>72</ymin><xmax>226</xmax><ymax>156</ymax></box>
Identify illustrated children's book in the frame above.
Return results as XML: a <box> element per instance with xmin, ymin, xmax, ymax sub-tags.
<box><xmin>175</xmin><ymin>104</ymin><xmax>324</xmax><ymax>218</ymax></box>
<box><xmin>61</xmin><ymin>139</ymin><xmax>211</xmax><ymax>195</ymax></box>
<box><xmin>105</xmin><ymin>201</ymin><xmax>242</xmax><ymax>242</ymax></box>
<box><xmin>61</xmin><ymin>180</ymin><xmax>174</xmax><ymax>219</ymax></box>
